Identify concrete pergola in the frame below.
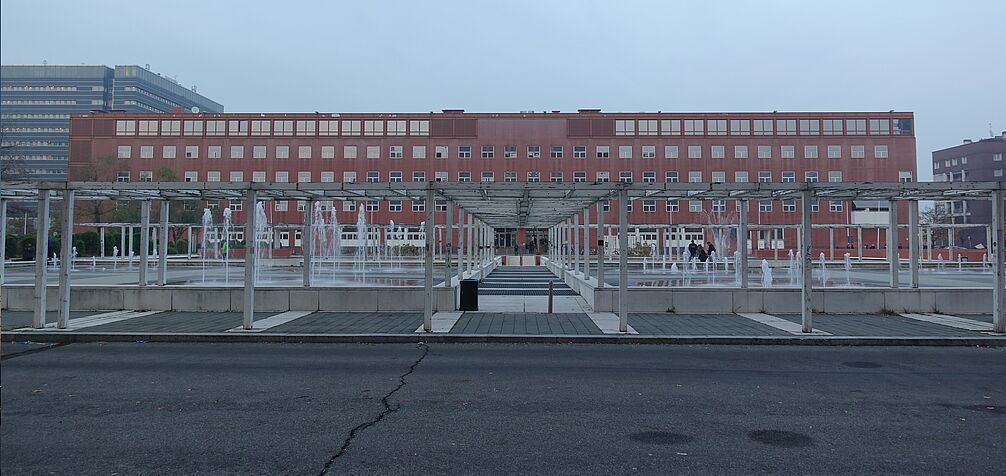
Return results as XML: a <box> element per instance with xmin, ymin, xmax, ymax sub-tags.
<box><xmin>2</xmin><ymin>180</ymin><xmax>1003</xmax><ymax>334</ymax></box>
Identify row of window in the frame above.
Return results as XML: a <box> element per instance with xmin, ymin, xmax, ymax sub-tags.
<box><xmin>933</xmin><ymin>153</ymin><xmax>1002</xmax><ymax>169</ymax></box>
<box><xmin>115</xmin><ymin>119</ymin><xmax>431</xmax><ymax>137</ymax></box>
<box><xmin>0</xmin><ymin>113</ymin><xmax>72</xmax><ymax>119</ymax></box>
<box><xmin>123</xmin><ymin>168</ymin><xmax>914</xmax><ymax>185</ymax></box>
<box><xmin>115</xmin><ymin>143</ymin><xmax>892</xmax><ymax>161</ymax></box>
<box><xmin>1</xmin><ymin>85</ymin><xmax>102</xmax><ymax>92</ymax></box>
<box><xmin>612</xmin><ymin>118</ymin><xmax>911</xmax><ymax>136</ymax></box>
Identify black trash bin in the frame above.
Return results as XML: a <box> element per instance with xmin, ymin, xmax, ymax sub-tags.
<box><xmin>459</xmin><ymin>279</ymin><xmax>479</xmax><ymax>311</ymax></box>
<box><xmin>22</xmin><ymin>242</ymin><xmax>35</xmax><ymax>261</ymax></box>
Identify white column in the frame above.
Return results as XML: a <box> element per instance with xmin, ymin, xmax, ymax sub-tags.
<box><xmin>99</xmin><ymin>226</ymin><xmax>105</xmax><ymax>258</ymax></box>
<box><xmin>456</xmin><ymin>209</ymin><xmax>464</xmax><ymax>282</ymax></box>
<box><xmin>302</xmin><ymin>201</ymin><xmax>313</xmax><ymax>287</ymax></box>
<box><xmin>888</xmin><ymin>200</ymin><xmax>899</xmax><ymax>288</ymax></box>
<box><xmin>0</xmin><ymin>199</ymin><xmax>6</xmax><ymax>287</ymax></box>
<box><xmin>57</xmin><ymin>189</ymin><xmax>74</xmax><ymax>329</ymax></box>
<box><xmin>445</xmin><ymin>200</ymin><xmax>453</xmax><ymax>288</ymax></box>
<box><xmin>242</xmin><ymin>189</ymin><xmax>258</xmax><ymax>330</ymax></box>
<box><xmin>596</xmin><ymin>201</ymin><xmax>605</xmax><ymax>289</ymax></box>
<box><xmin>467</xmin><ymin>214</ymin><xmax>474</xmax><ymax>276</ymax></box>
<box><xmin>618</xmin><ymin>190</ymin><xmax>628</xmax><ymax>332</ymax></box>
<box><xmin>158</xmin><ymin>201</ymin><xmax>169</xmax><ymax>285</ymax></box>
<box><xmin>424</xmin><ymin>188</ymin><xmax>434</xmax><ymax>331</ymax></box>
<box><xmin>801</xmin><ymin>190</ymin><xmax>813</xmax><ymax>333</ymax></box>
<box><xmin>582</xmin><ymin>207</ymin><xmax>590</xmax><ymax>279</ymax></box>
<box><xmin>992</xmin><ymin>190</ymin><xmax>1004</xmax><ymax>333</ymax></box>
<box><xmin>909</xmin><ymin>200</ymin><xmax>920</xmax><ymax>289</ymax></box>
<box><xmin>739</xmin><ymin>200</ymin><xmax>749</xmax><ymax>288</ymax></box>
<box><xmin>33</xmin><ymin>190</ymin><xmax>51</xmax><ymax>329</ymax></box>
<box><xmin>139</xmin><ymin>201</ymin><xmax>151</xmax><ymax>286</ymax></box>
<box><xmin>573</xmin><ymin>213</ymin><xmax>580</xmax><ymax>274</ymax></box>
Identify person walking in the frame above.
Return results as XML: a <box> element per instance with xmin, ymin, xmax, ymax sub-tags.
<box><xmin>706</xmin><ymin>241</ymin><xmax>716</xmax><ymax>257</ymax></box>
<box><xmin>687</xmin><ymin>240</ymin><xmax>698</xmax><ymax>261</ymax></box>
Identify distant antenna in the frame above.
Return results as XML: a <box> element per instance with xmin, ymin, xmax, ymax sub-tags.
<box><xmin>42</xmin><ymin>59</ymin><xmax>47</xmax><ymax>65</ymax></box>
<box><xmin>190</xmin><ymin>106</ymin><xmax>200</xmax><ymax>113</ymax></box>
<box><xmin>991</xmin><ymin>122</ymin><xmax>995</xmax><ymax>138</ymax></box>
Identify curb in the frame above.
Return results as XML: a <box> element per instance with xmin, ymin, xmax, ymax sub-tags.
<box><xmin>3</xmin><ymin>331</ymin><xmax>1004</xmax><ymax>346</ymax></box>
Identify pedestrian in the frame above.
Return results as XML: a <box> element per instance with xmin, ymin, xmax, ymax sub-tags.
<box><xmin>706</xmin><ymin>241</ymin><xmax>716</xmax><ymax>257</ymax></box>
<box><xmin>687</xmin><ymin>240</ymin><xmax>698</xmax><ymax>261</ymax></box>
<box><xmin>697</xmin><ymin>244</ymin><xmax>708</xmax><ymax>263</ymax></box>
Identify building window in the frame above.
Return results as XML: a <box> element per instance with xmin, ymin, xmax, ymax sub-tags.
<box><xmin>113</xmin><ymin>170</ymin><xmax>130</xmax><ymax>182</ymax></box>
<box><xmin>409</xmin><ymin>120</ymin><xmax>430</xmax><ymax>136</ymax></box>
<box><xmin>805</xmin><ymin>171</ymin><xmax>819</xmax><ymax>183</ymax></box>
<box><xmin>799</xmin><ymin>119</ymin><xmax>820</xmax><ymax>135</ymax></box>
<box><xmin>386</xmin><ymin>120</ymin><xmax>406</xmax><ymax>136</ymax></box>
<box><xmin>619</xmin><ymin>171</ymin><xmax>632</xmax><ymax>183</ymax></box>
<box><xmin>318</xmin><ymin>120</ymin><xmax>338</xmax><ymax>136</ymax></box>
<box><xmin>458</xmin><ymin>171</ymin><xmax>471</xmax><ymax>182</ymax></box>
<box><xmin>711</xmin><ymin>171</ymin><xmax>725</xmax><ymax>183</ymax></box>
<box><xmin>115</xmin><ymin>120</ymin><xmax>135</xmax><ymax>135</ymax></box>
<box><xmin>274</xmin><ymin>171</ymin><xmax>288</xmax><ymax>183</ymax></box>
<box><xmin>341</xmin><ymin>120</ymin><xmax>361</xmax><ymax>135</ymax></box>
<box><xmin>869</xmin><ymin>119</ymin><xmax>890</xmax><ymax>135</ymax></box>
<box><xmin>390</xmin><ymin>146</ymin><xmax>403</xmax><ymax>159</ymax></box>
<box><xmin>138</xmin><ymin>171</ymin><xmax>152</xmax><ymax>182</ymax></box>
<box><xmin>595</xmin><ymin>171</ymin><xmax>609</xmax><ymax>183</ymax></box>
<box><xmin>804</xmin><ymin>145</ymin><xmax>818</xmax><ymax>159</ymax></box>
<box><xmin>735</xmin><ymin>171</ymin><xmax>749</xmax><ymax>183</ymax></box>
<box><xmin>827</xmin><ymin>145</ymin><xmax>841</xmax><ymax>159</ymax></box>
<box><xmin>687</xmin><ymin>145</ymin><xmax>702</xmax><ymax>159</ymax></box>
<box><xmin>995</xmin><ymin>169</ymin><xmax>1004</xmax><ymax>177</ymax></box>
<box><xmin>435</xmin><ymin>145</ymin><xmax>448</xmax><ymax>159</ymax></box>
<box><xmin>117</xmin><ymin>145</ymin><xmax>131</xmax><ymax>159</ymax></box>
<box><xmin>276</xmin><ymin>146</ymin><xmax>289</xmax><ymax>159</ymax></box>
<box><xmin>297</xmin><ymin>171</ymin><xmax>312</xmax><ymax>183</ymax></box>
<box><xmin>435</xmin><ymin>171</ymin><xmax>448</xmax><ymax>182</ymax></box>
<box><xmin>874</xmin><ymin>145</ymin><xmax>889</xmax><ymax>159</ymax></box>
<box><xmin>343</xmin><ymin>201</ymin><xmax>356</xmax><ymax>212</ymax></box>
<box><xmin>641</xmin><ymin>145</ymin><xmax>656</xmax><ymax>159</ymax></box>
<box><xmin>275</xmin><ymin>201</ymin><xmax>288</xmax><ymax>212</ymax></box>
<box><xmin>758</xmin><ymin>200</ymin><xmax>772</xmax><ymax>212</ymax></box>
<box><xmin>185</xmin><ymin>146</ymin><xmax>199</xmax><ymax>159</ymax></box>
<box><xmin>271</xmin><ymin>120</ymin><xmax>292</xmax><ymax>136</ymax></box>
<box><xmin>899</xmin><ymin>171</ymin><xmax>913</xmax><ymax>183</ymax></box>
<box><xmin>993</xmin><ymin>153</ymin><xmax>1002</xmax><ymax>162</ymax></box>
<box><xmin>666</xmin><ymin>200</ymin><xmax>679</xmax><ymax>212</ymax></box>
<box><xmin>783</xmin><ymin>199</ymin><xmax>796</xmax><ymax>212</ymax></box>
<box><xmin>459</xmin><ymin>146</ymin><xmax>472</xmax><ymax>158</ymax></box>
<box><xmin>776</xmin><ymin>119</ymin><xmax>796</xmax><ymax>135</ymax></box>
<box><xmin>413</xmin><ymin>171</ymin><xmax>426</xmax><ymax>182</ymax></box>
<box><xmin>207</xmin><ymin>146</ymin><xmax>222</xmax><ymax>159</ymax></box>
<box><xmin>182</xmin><ymin>120</ymin><xmax>203</xmax><ymax>136</ymax></box>
<box><xmin>758</xmin><ymin>171</ymin><xmax>771</xmax><ymax>182</ymax></box>
<box><xmin>688</xmin><ymin>171</ymin><xmax>702</xmax><ymax>183</ymax></box>
<box><xmin>366</xmin><ymin>171</ymin><xmax>379</xmax><ymax>183</ymax></box>
<box><xmin>389</xmin><ymin>200</ymin><xmax>402</xmax><ymax>212</ymax></box>
<box><xmin>140</xmin><ymin>146</ymin><xmax>153</xmax><ymax>159</ymax></box>
<box><xmin>229</xmin><ymin>171</ymin><xmax>243</xmax><ymax>181</ymax></box>
<box><xmin>643</xmin><ymin>200</ymin><xmax>656</xmax><ymax>212</ymax></box>
<box><xmin>846</xmin><ymin>119</ymin><xmax>867</xmax><ymax>135</ymax></box>
<box><xmin>162</xmin><ymin>120</ymin><xmax>181</xmax><ymax>136</ymax></box>
<box><xmin>504</xmin><ymin>145</ymin><xmax>518</xmax><ymax>158</ymax></box>
<box><xmin>201</xmin><ymin>120</ymin><xmax>223</xmax><ymax>136</ymax></box>
<box><xmin>340</xmin><ymin>171</ymin><xmax>356</xmax><ymax>183</ymax></box>
<box><xmin>638</xmin><ymin>119</ymin><xmax>658</xmax><ymax>135</ymax></box>
<box><xmin>363</xmin><ymin>120</ymin><xmax>383</xmax><ymax>136</ymax></box>
<box><xmin>504</xmin><ymin>171</ymin><xmax>517</xmax><ymax>182</ymax></box>
<box><xmin>730</xmin><ymin>119</ymin><xmax>750</xmax><ymax>135</ymax></box>
<box><xmin>615</xmin><ymin>120</ymin><xmax>635</xmax><ymax>135</ymax></box>
<box><xmin>389</xmin><ymin>171</ymin><xmax>402</xmax><ymax>182</ymax></box>
<box><xmin>163</xmin><ymin>146</ymin><xmax>176</xmax><ymax>159</ymax></box>
<box><xmin>230</xmin><ymin>146</ymin><xmax>245</xmax><ymax>159</ymax></box>
<box><xmin>664</xmin><ymin>145</ymin><xmax>679</xmax><ymax>159</ymax></box>
<box><xmin>689</xmin><ymin>201</ymin><xmax>702</xmax><ymax>212</ymax></box>
<box><xmin>550</xmin><ymin>146</ymin><xmax>563</xmax><ymax>158</ymax></box>
<box><xmin>362</xmin><ymin>146</ymin><xmax>377</xmax><ymax>159</ymax></box>
<box><xmin>707</xmin><ymin>119</ymin><xmax>727</xmax><ymax>135</ymax></box>
<box><xmin>406</xmin><ymin>199</ymin><xmax>422</xmax><ymax>212</ymax></box>
<box><xmin>829</xmin><ymin>200</ymin><xmax>844</xmax><ymax>212</ymax></box>
<box><xmin>482</xmin><ymin>145</ymin><xmax>495</xmax><ymax>158</ymax></box>
<box><xmin>573</xmin><ymin>171</ymin><xmax>586</xmax><ymax>183</ymax></box>
<box><xmin>683</xmin><ymin>119</ymin><xmax>704</xmax><ymax>136</ymax></box>
<box><xmin>822</xmin><ymin>119</ymin><xmax>842</xmax><ymax>135</ymax></box>
<box><xmin>527</xmin><ymin>145</ymin><xmax>541</xmax><ymax>158</ymax></box>
<box><xmin>250</xmin><ymin>120</ymin><xmax>270</xmax><ymax>136</ymax></box>
<box><xmin>481</xmin><ymin>171</ymin><xmax>494</xmax><ymax>182</ymax></box>
<box><xmin>753</xmin><ymin>119</ymin><xmax>773</xmax><ymax>135</ymax></box>
<box><xmin>619</xmin><ymin>146</ymin><xmax>633</xmax><ymax>159</ymax></box>
<box><xmin>778</xmin><ymin>145</ymin><xmax>794</xmax><ymax>159</ymax></box>
<box><xmin>851</xmin><ymin>145</ymin><xmax>865</xmax><ymax>159</ymax></box>
<box><xmin>661</xmin><ymin>119</ymin><xmax>681</xmax><ymax>135</ymax></box>
<box><xmin>138</xmin><ymin>120</ymin><xmax>158</xmax><ymax>136</ymax></box>
<box><xmin>828</xmin><ymin>171</ymin><xmax>842</xmax><ymax>182</ymax></box>
<box><xmin>643</xmin><ymin>171</ymin><xmax>656</xmax><ymax>183</ymax></box>
<box><xmin>712</xmin><ymin>200</ymin><xmax>726</xmax><ymax>212</ymax></box>
<box><xmin>207</xmin><ymin>171</ymin><xmax>221</xmax><ymax>182</ymax></box>
<box><xmin>665</xmin><ymin>171</ymin><xmax>678</xmax><ymax>183</ymax></box>
<box><xmin>573</xmin><ymin>146</ymin><xmax>587</xmax><ymax>158</ymax></box>
<box><xmin>596</xmin><ymin>145</ymin><xmax>610</xmax><ymax>158</ymax></box>
<box><xmin>550</xmin><ymin>171</ymin><xmax>563</xmax><ymax>182</ymax></box>
<box><xmin>757</xmin><ymin>145</ymin><xmax>771</xmax><ymax>159</ymax></box>
<box><xmin>711</xmin><ymin>145</ymin><xmax>725</xmax><ymax>159</ymax></box>
<box><xmin>781</xmin><ymin>171</ymin><xmax>796</xmax><ymax>183</ymax></box>
<box><xmin>185</xmin><ymin>171</ymin><xmax>198</xmax><ymax>182</ymax></box>
<box><xmin>527</xmin><ymin>171</ymin><xmax>541</xmax><ymax>182</ymax></box>
<box><xmin>734</xmin><ymin>145</ymin><xmax>748</xmax><ymax>159</ymax></box>
<box><xmin>366</xmin><ymin>200</ymin><xmax>379</xmax><ymax>212</ymax></box>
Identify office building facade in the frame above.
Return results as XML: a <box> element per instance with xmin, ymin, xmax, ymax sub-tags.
<box><xmin>932</xmin><ymin>133</ymin><xmax>1006</xmax><ymax>247</ymax></box>
<box><xmin>1</xmin><ymin>64</ymin><xmax>223</xmax><ymax>180</ymax></box>
<box><xmin>68</xmin><ymin>110</ymin><xmax>916</xmax><ymax>253</ymax></box>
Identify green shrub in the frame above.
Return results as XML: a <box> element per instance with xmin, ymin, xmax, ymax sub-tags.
<box><xmin>627</xmin><ymin>242</ymin><xmax>652</xmax><ymax>257</ymax></box>
<box><xmin>398</xmin><ymin>244</ymin><xmax>421</xmax><ymax>256</ymax></box>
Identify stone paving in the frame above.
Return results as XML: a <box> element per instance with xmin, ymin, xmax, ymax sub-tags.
<box><xmin>449</xmin><ymin>312</ymin><xmax>603</xmax><ymax>335</ymax></box>
<box><xmin>773</xmin><ymin>313</ymin><xmax>985</xmax><ymax>337</ymax></box>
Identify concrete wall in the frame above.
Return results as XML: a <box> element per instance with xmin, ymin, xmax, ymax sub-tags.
<box><xmin>1</xmin><ymin>285</ymin><xmax>455</xmax><ymax>313</ymax></box>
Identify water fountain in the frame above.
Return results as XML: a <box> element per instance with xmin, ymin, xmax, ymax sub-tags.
<box><xmin>706</xmin><ymin>251</ymin><xmax>715</xmax><ymax>284</ymax></box>
<box><xmin>983</xmin><ymin>253</ymin><xmax>990</xmax><ymax>273</ymax></box>
<box><xmin>222</xmin><ymin>207</ymin><xmax>233</xmax><ymax>283</ymax></box>
<box><xmin>937</xmin><ymin>253</ymin><xmax>944</xmax><ymax>272</ymax></box>
<box><xmin>254</xmin><ymin>201</ymin><xmax>269</xmax><ymax>283</ymax></box>
<box><xmin>51</xmin><ymin>252</ymin><xmax>58</xmax><ymax>270</ymax></box>
<box><xmin>761</xmin><ymin>259</ymin><xmax>773</xmax><ymax>288</ymax></box>
<box><xmin>356</xmin><ymin>207</ymin><xmax>367</xmax><ymax>280</ymax></box>
<box><xmin>201</xmin><ymin>208</ymin><xmax>214</xmax><ymax>283</ymax></box>
<box><xmin>329</xmin><ymin>206</ymin><xmax>341</xmax><ymax>280</ymax></box>
<box><xmin>819</xmin><ymin>252</ymin><xmax>829</xmax><ymax>286</ymax></box>
<box><xmin>670</xmin><ymin>262</ymin><xmax>679</xmax><ymax>273</ymax></box>
<box><xmin>112</xmin><ymin>246</ymin><xmax>119</xmax><ymax>271</ymax></box>
<box><xmin>71</xmin><ymin>246</ymin><xmax>78</xmax><ymax>271</ymax></box>
<box><xmin>787</xmin><ymin>249</ymin><xmax>796</xmax><ymax>285</ymax></box>
<box><xmin>733</xmin><ymin>250</ymin><xmax>741</xmax><ymax>285</ymax></box>
<box><xmin>388</xmin><ymin>220</ymin><xmax>396</xmax><ymax>270</ymax></box>
<box><xmin>91</xmin><ymin>256</ymin><xmax>96</xmax><ymax>271</ymax></box>
<box><xmin>844</xmin><ymin>252</ymin><xmax>852</xmax><ymax>286</ymax></box>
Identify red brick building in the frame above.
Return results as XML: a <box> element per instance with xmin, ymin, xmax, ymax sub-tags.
<box><xmin>68</xmin><ymin>110</ymin><xmax>916</xmax><ymax>254</ymax></box>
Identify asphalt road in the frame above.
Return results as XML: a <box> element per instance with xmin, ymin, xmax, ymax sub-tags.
<box><xmin>2</xmin><ymin>342</ymin><xmax>1004</xmax><ymax>475</ymax></box>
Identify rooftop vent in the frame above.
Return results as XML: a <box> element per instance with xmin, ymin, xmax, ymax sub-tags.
<box><xmin>963</xmin><ymin>139</ymin><xmax>972</xmax><ymax>144</ymax></box>
<box><xmin>577</xmin><ymin>108</ymin><xmax>601</xmax><ymax>113</ymax></box>
<box><xmin>442</xmin><ymin>109</ymin><xmax>464</xmax><ymax>114</ymax></box>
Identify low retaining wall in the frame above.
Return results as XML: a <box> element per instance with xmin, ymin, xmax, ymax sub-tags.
<box><xmin>1</xmin><ymin>285</ymin><xmax>456</xmax><ymax>313</ymax></box>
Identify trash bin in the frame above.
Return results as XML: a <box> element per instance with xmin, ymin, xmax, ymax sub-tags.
<box><xmin>459</xmin><ymin>279</ymin><xmax>479</xmax><ymax>311</ymax></box>
<box><xmin>22</xmin><ymin>243</ymin><xmax>35</xmax><ymax>261</ymax></box>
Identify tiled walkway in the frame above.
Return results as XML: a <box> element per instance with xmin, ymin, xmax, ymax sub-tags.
<box><xmin>449</xmin><ymin>313</ymin><xmax>603</xmax><ymax>335</ymax></box>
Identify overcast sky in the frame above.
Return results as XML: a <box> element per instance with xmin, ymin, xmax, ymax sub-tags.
<box><xmin>2</xmin><ymin>0</ymin><xmax>1003</xmax><ymax>180</ymax></box>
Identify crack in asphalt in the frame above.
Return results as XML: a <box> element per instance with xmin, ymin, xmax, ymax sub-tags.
<box><xmin>318</xmin><ymin>342</ymin><xmax>430</xmax><ymax>475</ymax></box>
<box><xmin>1</xmin><ymin>342</ymin><xmax>69</xmax><ymax>361</ymax></box>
